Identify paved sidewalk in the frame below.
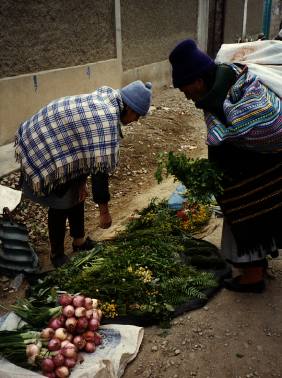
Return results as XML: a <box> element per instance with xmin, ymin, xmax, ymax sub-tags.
<box><xmin>0</xmin><ymin>143</ymin><xmax>20</xmax><ymax>178</ymax></box>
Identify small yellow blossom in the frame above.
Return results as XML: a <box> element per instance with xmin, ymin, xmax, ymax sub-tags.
<box><xmin>101</xmin><ymin>302</ymin><xmax>118</xmax><ymax>318</ymax></box>
<box><xmin>134</xmin><ymin>266</ymin><xmax>153</xmax><ymax>283</ymax></box>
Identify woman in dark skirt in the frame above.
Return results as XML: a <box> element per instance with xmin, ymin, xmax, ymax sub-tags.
<box><xmin>169</xmin><ymin>39</ymin><xmax>282</xmax><ymax>292</ymax></box>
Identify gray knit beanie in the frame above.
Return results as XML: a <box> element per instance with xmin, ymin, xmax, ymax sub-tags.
<box><xmin>120</xmin><ymin>80</ymin><xmax>152</xmax><ymax>116</ymax></box>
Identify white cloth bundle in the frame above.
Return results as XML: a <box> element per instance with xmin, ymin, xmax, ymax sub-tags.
<box><xmin>215</xmin><ymin>40</ymin><xmax>282</xmax><ymax>97</ymax></box>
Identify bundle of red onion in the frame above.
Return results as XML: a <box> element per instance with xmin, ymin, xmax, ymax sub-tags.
<box><xmin>40</xmin><ymin>293</ymin><xmax>103</xmax><ymax>377</ymax></box>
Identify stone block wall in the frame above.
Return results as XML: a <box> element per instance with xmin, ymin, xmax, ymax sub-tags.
<box><xmin>121</xmin><ymin>0</ymin><xmax>198</xmax><ymax>70</ymax></box>
<box><xmin>0</xmin><ymin>0</ymin><xmax>116</xmax><ymax>78</ymax></box>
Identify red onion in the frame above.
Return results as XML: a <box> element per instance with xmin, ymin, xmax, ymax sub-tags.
<box><xmin>43</xmin><ymin>373</ymin><xmax>56</xmax><ymax>378</ymax></box>
<box><xmin>65</xmin><ymin>317</ymin><xmax>77</xmax><ymax>333</ymax></box>
<box><xmin>66</xmin><ymin>333</ymin><xmax>73</xmax><ymax>342</ymax></box>
<box><xmin>63</xmin><ymin>305</ymin><xmax>75</xmax><ymax>318</ymax></box>
<box><xmin>54</xmin><ymin>328</ymin><xmax>67</xmax><ymax>341</ymax></box>
<box><xmin>73</xmin><ymin>335</ymin><xmax>86</xmax><ymax>350</ymax></box>
<box><xmin>62</xmin><ymin>342</ymin><xmax>76</xmax><ymax>349</ymax></box>
<box><xmin>53</xmin><ymin>352</ymin><xmax>65</xmax><ymax>367</ymax></box>
<box><xmin>85</xmin><ymin>309</ymin><xmax>93</xmax><ymax>319</ymax></box>
<box><xmin>92</xmin><ymin>299</ymin><xmax>98</xmax><ymax>309</ymax></box>
<box><xmin>97</xmin><ymin>309</ymin><xmax>103</xmax><ymax>320</ymax></box>
<box><xmin>26</xmin><ymin>343</ymin><xmax>40</xmax><ymax>357</ymax></box>
<box><xmin>27</xmin><ymin>355</ymin><xmax>37</xmax><ymax>365</ymax></box>
<box><xmin>82</xmin><ymin>330</ymin><xmax>95</xmax><ymax>342</ymax></box>
<box><xmin>94</xmin><ymin>332</ymin><xmax>102</xmax><ymax>346</ymax></box>
<box><xmin>72</xmin><ymin>295</ymin><xmax>85</xmax><ymax>308</ymax></box>
<box><xmin>84</xmin><ymin>342</ymin><xmax>96</xmax><ymax>353</ymax></box>
<box><xmin>91</xmin><ymin>309</ymin><xmax>99</xmax><ymax>320</ymax></box>
<box><xmin>55</xmin><ymin>366</ymin><xmax>70</xmax><ymax>378</ymax></box>
<box><xmin>41</xmin><ymin>328</ymin><xmax>55</xmax><ymax>340</ymax></box>
<box><xmin>61</xmin><ymin>345</ymin><xmax>77</xmax><ymax>359</ymax></box>
<box><xmin>58</xmin><ymin>314</ymin><xmax>66</xmax><ymax>324</ymax></box>
<box><xmin>61</xmin><ymin>340</ymin><xmax>71</xmax><ymax>349</ymax></box>
<box><xmin>58</xmin><ymin>293</ymin><xmax>73</xmax><ymax>306</ymax></box>
<box><xmin>48</xmin><ymin>338</ymin><xmax>61</xmax><ymax>351</ymax></box>
<box><xmin>41</xmin><ymin>357</ymin><xmax>55</xmax><ymax>373</ymax></box>
<box><xmin>75</xmin><ymin>307</ymin><xmax>86</xmax><ymax>318</ymax></box>
<box><xmin>88</xmin><ymin>318</ymin><xmax>99</xmax><ymax>331</ymax></box>
<box><xmin>64</xmin><ymin>357</ymin><xmax>77</xmax><ymax>369</ymax></box>
<box><xmin>76</xmin><ymin>317</ymin><xmax>88</xmax><ymax>333</ymax></box>
<box><xmin>84</xmin><ymin>297</ymin><xmax>93</xmax><ymax>309</ymax></box>
<box><xmin>48</xmin><ymin>317</ymin><xmax>63</xmax><ymax>330</ymax></box>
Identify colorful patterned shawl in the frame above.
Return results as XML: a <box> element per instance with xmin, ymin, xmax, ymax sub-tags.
<box><xmin>15</xmin><ymin>86</ymin><xmax>123</xmax><ymax>195</ymax></box>
<box><xmin>206</xmin><ymin>69</ymin><xmax>282</xmax><ymax>152</ymax></box>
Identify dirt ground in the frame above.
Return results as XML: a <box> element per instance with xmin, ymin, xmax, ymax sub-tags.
<box><xmin>1</xmin><ymin>86</ymin><xmax>282</xmax><ymax>378</ymax></box>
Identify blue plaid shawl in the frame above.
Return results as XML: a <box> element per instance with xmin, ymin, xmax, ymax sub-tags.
<box><xmin>15</xmin><ymin>86</ymin><xmax>123</xmax><ymax>195</ymax></box>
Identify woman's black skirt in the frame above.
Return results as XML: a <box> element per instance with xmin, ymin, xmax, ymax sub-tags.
<box><xmin>209</xmin><ymin>144</ymin><xmax>282</xmax><ymax>255</ymax></box>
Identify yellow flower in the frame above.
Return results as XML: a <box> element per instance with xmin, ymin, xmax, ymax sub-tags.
<box><xmin>134</xmin><ymin>266</ymin><xmax>153</xmax><ymax>283</ymax></box>
<box><xmin>101</xmin><ymin>301</ymin><xmax>118</xmax><ymax>318</ymax></box>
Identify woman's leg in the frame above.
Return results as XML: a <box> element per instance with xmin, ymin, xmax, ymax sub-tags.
<box><xmin>67</xmin><ymin>201</ymin><xmax>96</xmax><ymax>251</ymax></box>
<box><xmin>67</xmin><ymin>201</ymin><xmax>85</xmax><ymax>243</ymax></box>
<box><xmin>48</xmin><ymin>207</ymin><xmax>69</xmax><ymax>267</ymax></box>
<box><xmin>221</xmin><ymin>219</ymin><xmax>265</xmax><ymax>292</ymax></box>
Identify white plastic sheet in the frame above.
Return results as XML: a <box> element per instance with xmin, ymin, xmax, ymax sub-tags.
<box><xmin>215</xmin><ymin>40</ymin><xmax>282</xmax><ymax>97</ymax></box>
<box><xmin>0</xmin><ymin>185</ymin><xmax>22</xmax><ymax>214</ymax></box>
<box><xmin>0</xmin><ymin>312</ymin><xmax>144</xmax><ymax>378</ymax></box>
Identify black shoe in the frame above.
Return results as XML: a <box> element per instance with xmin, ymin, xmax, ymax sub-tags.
<box><xmin>270</xmin><ymin>250</ymin><xmax>279</xmax><ymax>258</ymax></box>
<box><xmin>73</xmin><ymin>237</ymin><xmax>97</xmax><ymax>252</ymax></box>
<box><xmin>51</xmin><ymin>254</ymin><xmax>70</xmax><ymax>268</ymax></box>
<box><xmin>223</xmin><ymin>276</ymin><xmax>265</xmax><ymax>293</ymax></box>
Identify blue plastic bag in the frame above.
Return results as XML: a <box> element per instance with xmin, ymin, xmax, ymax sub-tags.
<box><xmin>168</xmin><ymin>192</ymin><xmax>185</xmax><ymax>210</ymax></box>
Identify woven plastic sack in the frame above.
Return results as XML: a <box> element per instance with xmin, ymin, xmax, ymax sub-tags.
<box><xmin>215</xmin><ymin>40</ymin><xmax>282</xmax><ymax>97</ymax></box>
<box><xmin>0</xmin><ymin>208</ymin><xmax>38</xmax><ymax>274</ymax></box>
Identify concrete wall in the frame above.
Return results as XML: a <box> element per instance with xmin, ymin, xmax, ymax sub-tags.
<box><xmin>246</xmin><ymin>0</ymin><xmax>264</xmax><ymax>38</ymax></box>
<box><xmin>270</xmin><ymin>0</ymin><xmax>282</xmax><ymax>38</ymax></box>
<box><xmin>121</xmin><ymin>0</ymin><xmax>198</xmax><ymax>70</ymax></box>
<box><xmin>0</xmin><ymin>0</ymin><xmax>116</xmax><ymax>78</ymax></box>
<box><xmin>223</xmin><ymin>0</ymin><xmax>264</xmax><ymax>42</ymax></box>
<box><xmin>223</xmin><ymin>0</ymin><xmax>245</xmax><ymax>43</ymax></box>
<box><xmin>0</xmin><ymin>60</ymin><xmax>122</xmax><ymax>145</ymax></box>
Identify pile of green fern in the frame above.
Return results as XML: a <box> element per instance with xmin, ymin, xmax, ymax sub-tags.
<box><xmin>31</xmin><ymin>200</ymin><xmax>223</xmax><ymax>323</ymax></box>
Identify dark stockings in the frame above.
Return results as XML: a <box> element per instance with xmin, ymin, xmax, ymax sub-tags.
<box><xmin>48</xmin><ymin>202</ymin><xmax>85</xmax><ymax>257</ymax></box>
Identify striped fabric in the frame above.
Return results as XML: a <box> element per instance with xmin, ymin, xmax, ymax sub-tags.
<box><xmin>205</xmin><ymin>69</ymin><xmax>282</xmax><ymax>152</ymax></box>
<box><xmin>219</xmin><ymin>157</ymin><xmax>282</xmax><ymax>254</ymax></box>
<box><xmin>15</xmin><ymin>86</ymin><xmax>123</xmax><ymax>195</ymax></box>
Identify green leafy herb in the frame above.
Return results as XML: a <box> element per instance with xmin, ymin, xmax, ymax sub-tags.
<box><xmin>155</xmin><ymin>151</ymin><xmax>223</xmax><ymax>204</ymax></box>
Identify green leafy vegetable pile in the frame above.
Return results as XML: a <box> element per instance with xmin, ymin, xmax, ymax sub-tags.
<box><xmin>31</xmin><ymin>200</ymin><xmax>226</xmax><ymax>323</ymax></box>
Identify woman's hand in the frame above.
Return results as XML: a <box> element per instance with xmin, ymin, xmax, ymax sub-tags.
<box><xmin>98</xmin><ymin>203</ymin><xmax>112</xmax><ymax>229</ymax></box>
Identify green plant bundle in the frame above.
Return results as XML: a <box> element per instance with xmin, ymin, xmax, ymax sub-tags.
<box><xmin>155</xmin><ymin>152</ymin><xmax>223</xmax><ymax>204</ymax></box>
<box><xmin>125</xmin><ymin>198</ymin><xmax>183</xmax><ymax>234</ymax></box>
<box><xmin>0</xmin><ymin>330</ymin><xmax>41</xmax><ymax>367</ymax></box>
<box><xmin>10</xmin><ymin>299</ymin><xmax>61</xmax><ymax>329</ymax></box>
